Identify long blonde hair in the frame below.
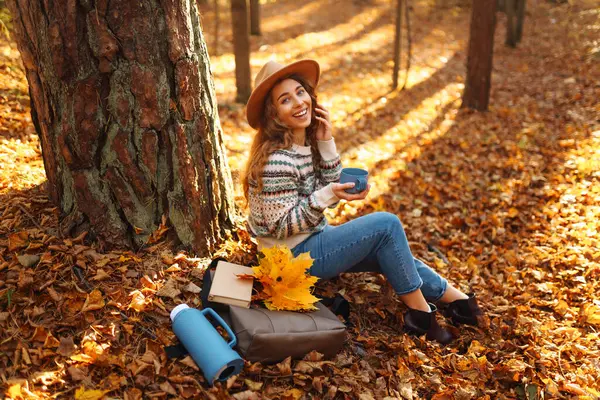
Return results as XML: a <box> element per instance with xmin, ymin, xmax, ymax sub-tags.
<box><xmin>243</xmin><ymin>74</ymin><xmax>322</xmax><ymax>202</ymax></box>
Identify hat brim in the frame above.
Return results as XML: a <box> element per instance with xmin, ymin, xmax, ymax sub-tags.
<box><xmin>246</xmin><ymin>59</ymin><xmax>320</xmax><ymax>129</ymax></box>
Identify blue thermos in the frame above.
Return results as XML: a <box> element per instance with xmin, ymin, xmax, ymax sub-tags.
<box><xmin>170</xmin><ymin>304</ymin><xmax>244</xmax><ymax>385</ymax></box>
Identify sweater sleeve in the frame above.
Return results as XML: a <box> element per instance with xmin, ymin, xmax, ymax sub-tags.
<box><xmin>317</xmin><ymin>138</ymin><xmax>342</xmax><ymax>184</ymax></box>
<box><xmin>257</xmin><ymin>155</ymin><xmax>338</xmax><ymax>240</ymax></box>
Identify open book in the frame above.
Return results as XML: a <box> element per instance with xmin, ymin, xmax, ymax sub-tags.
<box><xmin>208</xmin><ymin>261</ymin><xmax>254</xmax><ymax>308</ymax></box>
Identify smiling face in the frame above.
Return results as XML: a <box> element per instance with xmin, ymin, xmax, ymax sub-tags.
<box><xmin>271</xmin><ymin>78</ymin><xmax>312</xmax><ymax>132</ymax></box>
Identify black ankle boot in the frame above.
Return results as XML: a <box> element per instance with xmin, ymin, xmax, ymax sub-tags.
<box><xmin>404</xmin><ymin>303</ymin><xmax>454</xmax><ymax>344</ymax></box>
<box><xmin>445</xmin><ymin>293</ymin><xmax>483</xmax><ymax>326</ymax></box>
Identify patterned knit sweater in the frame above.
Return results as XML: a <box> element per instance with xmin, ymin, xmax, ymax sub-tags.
<box><xmin>247</xmin><ymin>138</ymin><xmax>342</xmax><ymax>250</ymax></box>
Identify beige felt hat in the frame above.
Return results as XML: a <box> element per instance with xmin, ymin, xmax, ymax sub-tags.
<box><xmin>246</xmin><ymin>59</ymin><xmax>320</xmax><ymax>129</ymax></box>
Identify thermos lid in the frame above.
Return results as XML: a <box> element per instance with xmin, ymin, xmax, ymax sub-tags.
<box><xmin>170</xmin><ymin>304</ymin><xmax>190</xmax><ymax>321</ymax></box>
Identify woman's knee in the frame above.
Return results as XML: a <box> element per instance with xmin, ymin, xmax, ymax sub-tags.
<box><xmin>370</xmin><ymin>212</ymin><xmax>403</xmax><ymax>234</ymax></box>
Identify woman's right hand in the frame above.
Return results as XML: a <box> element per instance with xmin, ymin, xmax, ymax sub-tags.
<box><xmin>331</xmin><ymin>182</ymin><xmax>371</xmax><ymax>201</ymax></box>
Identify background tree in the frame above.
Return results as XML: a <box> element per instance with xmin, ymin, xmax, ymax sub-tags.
<box><xmin>392</xmin><ymin>0</ymin><xmax>412</xmax><ymax>90</ymax></box>
<box><xmin>514</xmin><ymin>0</ymin><xmax>526</xmax><ymax>43</ymax></box>
<box><xmin>250</xmin><ymin>0</ymin><xmax>261</xmax><ymax>36</ymax></box>
<box><xmin>461</xmin><ymin>0</ymin><xmax>497</xmax><ymax>111</ymax></box>
<box><xmin>392</xmin><ymin>0</ymin><xmax>403</xmax><ymax>89</ymax></box>
<box><xmin>214</xmin><ymin>0</ymin><xmax>221</xmax><ymax>55</ymax></box>
<box><xmin>231</xmin><ymin>0</ymin><xmax>252</xmax><ymax>103</ymax></box>
<box><xmin>503</xmin><ymin>0</ymin><xmax>526</xmax><ymax>47</ymax></box>
<box><xmin>6</xmin><ymin>0</ymin><xmax>236</xmax><ymax>256</ymax></box>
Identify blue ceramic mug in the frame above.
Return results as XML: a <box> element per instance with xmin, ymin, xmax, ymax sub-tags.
<box><xmin>339</xmin><ymin>168</ymin><xmax>369</xmax><ymax>194</ymax></box>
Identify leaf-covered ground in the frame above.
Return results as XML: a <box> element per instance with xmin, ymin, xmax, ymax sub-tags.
<box><xmin>1</xmin><ymin>0</ymin><xmax>600</xmax><ymax>398</ymax></box>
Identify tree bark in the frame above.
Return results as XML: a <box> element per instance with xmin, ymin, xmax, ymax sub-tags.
<box><xmin>249</xmin><ymin>0</ymin><xmax>261</xmax><ymax>36</ymax></box>
<box><xmin>505</xmin><ymin>0</ymin><xmax>517</xmax><ymax>47</ymax></box>
<box><xmin>461</xmin><ymin>0</ymin><xmax>496</xmax><ymax>111</ymax></box>
<box><xmin>214</xmin><ymin>0</ymin><xmax>220</xmax><ymax>55</ymax></box>
<box><xmin>231</xmin><ymin>0</ymin><xmax>252</xmax><ymax>103</ymax></box>
<box><xmin>392</xmin><ymin>0</ymin><xmax>402</xmax><ymax>90</ymax></box>
<box><xmin>515</xmin><ymin>0</ymin><xmax>526</xmax><ymax>43</ymax></box>
<box><xmin>6</xmin><ymin>0</ymin><xmax>236</xmax><ymax>256</ymax></box>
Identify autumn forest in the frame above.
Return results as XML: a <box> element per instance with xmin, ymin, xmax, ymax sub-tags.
<box><xmin>0</xmin><ymin>0</ymin><xmax>599</xmax><ymax>399</ymax></box>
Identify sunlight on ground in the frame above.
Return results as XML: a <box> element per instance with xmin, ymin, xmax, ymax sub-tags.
<box><xmin>547</xmin><ymin>128</ymin><xmax>600</xmax><ymax>258</ymax></box>
<box><xmin>259</xmin><ymin>2</ymin><xmax>325</xmax><ymax>34</ymax></box>
<box><xmin>0</xmin><ymin>136</ymin><xmax>45</xmax><ymax>192</ymax></box>
<box><xmin>211</xmin><ymin>3</ymin><xmax>388</xmax><ymax>71</ymax></box>
<box><xmin>327</xmin><ymin>53</ymin><xmax>459</xmax><ymax>127</ymax></box>
<box><xmin>0</xmin><ymin>42</ymin><xmax>26</xmax><ymax>93</ymax></box>
<box><xmin>0</xmin><ymin>42</ymin><xmax>45</xmax><ymax>193</ymax></box>
<box><xmin>329</xmin><ymin>82</ymin><xmax>461</xmax><ymax>220</ymax></box>
<box><xmin>341</xmin><ymin>83</ymin><xmax>462</xmax><ymax>183</ymax></box>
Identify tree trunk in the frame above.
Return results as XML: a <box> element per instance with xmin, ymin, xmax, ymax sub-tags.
<box><xmin>515</xmin><ymin>0</ymin><xmax>526</xmax><ymax>43</ymax></box>
<box><xmin>505</xmin><ymin>0</ymin><xmax>517</xmax><ymax>47</ymax></box>
<box><xmin>392</xmin><ymin>0</ymin><xmax>402</xmax><ymax>90</ymax></box>
<box><xmin>461</xmin><ymin>0</ymin><xmax>496</xmax><ymax>111</ymax></box>
<box><xmin>231</xmin><ymin>0</ymin><xmax>252</xmax><ymax>103</ymax></box>
<box><xmin>249</xmin><ymin>0</ymin><xmax>261</xmax><ymax>36</ymax></box>
<box><xmin>6</xmin><ymin>0</ymin><xmax>237</xmax><ymax>256</ymax></box>
<box><xmin>214</xmin><ymin>0</ymin><xmax>220</xmax><ymax>56</ymax></box>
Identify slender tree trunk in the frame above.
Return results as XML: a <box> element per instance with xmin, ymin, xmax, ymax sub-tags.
<box><xmin>515</xmin><ymin>0</ymin><xmax>526</xmax><ymax>42</ymax></box>
<box><xmin>461</xmin><ymin>0</ymin><xmax>496</xmax><ymax>111</ymax></box>
<box><xmin>249</xmin><ymin>0</ymin><xmax>261</xmax><ymax>36</ymax></box>
<box><xmin>505</xmin><ymin>0</ymin><xmax>517</xmax><ymax>47</ymax></box>
<box><xmin>392</xmin><ymin>0</ymin><xmax>403</xmax><ymax>89</ymax></box>
<box><xmin>214</xmin><ymin>0</ymin><xmax>220</xmax><ymax>55</ymax></box>
<box><xmin>6</xmin><ymin>0</ymin><xmax>236</xmax><ymax>256</ymax></box>
<box><xmin>402</xmin><ymin>0</ymin><xmax>412</xmax><ymax>90</ymax></box>
<box><xmin>231</xmin><ymin>0</ymin><xmax>252</xmax><ymax>103</ymax></box>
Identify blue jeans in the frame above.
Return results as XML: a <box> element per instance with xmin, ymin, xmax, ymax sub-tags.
<box><xmin>291</xmin><ymin>212</ymin><xmax>448</xmax><ymax>301</ymax></box>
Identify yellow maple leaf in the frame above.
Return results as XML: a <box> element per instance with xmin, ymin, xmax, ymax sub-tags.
<box><xmin>286</xmin><ymin>251</ymin><xmax>314</xmax><ymax>283</ymax></box>
<box><xmin>258</xmin><ymin>246</ymin><xmax>286</xmax><ymax>281</ymax></box>
<box><xmin>253</xmin><ymin>245</ymin><xmax>319</xmax><ymax>311</ymax></box>
<box><xmin>265</xmin><ymin>291</ymin><xmax>300</xmax><ymax>311</ymax></box>
<box><xmin>265</xmin><ymin>282</ymin><xmax>317</xmax><ymax>311</ymax></box>
<box><xmin>285</xmin><ymin>284</ymin><xmax>320</xmax><ymax>309</ymax></box>
<box><xmin>74</xmin><ymin>386</ymin><xmax>109</xmax><ymax>400</ymax></box>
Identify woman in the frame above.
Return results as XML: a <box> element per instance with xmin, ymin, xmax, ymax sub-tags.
<box><xmin>242</xmin><ymin>59</ymin><xmax>483</xmax><ymax>344</ymax></box>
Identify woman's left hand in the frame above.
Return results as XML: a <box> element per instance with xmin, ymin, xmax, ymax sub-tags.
<box><xmin>332</xmin><ymin>183</ymin><xmax>371</xmax><ymax>202</ymax></box>
<box><xmin>315</xmin><ymin>105</ymin><xmax>333</xmax><ymax>141</ymax></box>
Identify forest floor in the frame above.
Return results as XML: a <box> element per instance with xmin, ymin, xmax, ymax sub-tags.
<box><xmin>1</xmin><ymin>0</ymin><xmax>600</xmax><ymax>399</ymax></box>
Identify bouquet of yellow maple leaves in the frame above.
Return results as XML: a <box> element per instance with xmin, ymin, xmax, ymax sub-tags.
<box><xmin>250</xmin><ymin>245</ymin><xmax>320</xmax><ymax>311</ymax></box>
